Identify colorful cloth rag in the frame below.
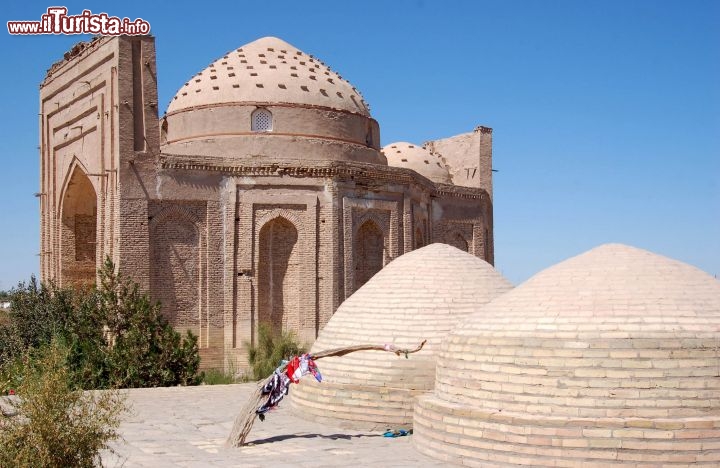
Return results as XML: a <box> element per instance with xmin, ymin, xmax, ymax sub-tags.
<box><xmin>256</xmin><ymin>355</ymin><xmax>323</xmax><ymax>420</ymax></box>
<box><xmin>256</xmin><ymin>370</ymin><xmax>291</xmax><ymax>416</ymax></box>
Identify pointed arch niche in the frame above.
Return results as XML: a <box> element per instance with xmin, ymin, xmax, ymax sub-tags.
<box><xmin>353</xmin><ymin>218</ymin><xmax>385</xmax><ymax>291</ymax></box>
<box><xmin>447</xmin><ymin>231</ymin><xmax>469</xmax><ymax>252</ymax></box>
<box><xmin>257</xmin><ymin>216</ymin><xmax>300</xmax><ymax>334</ymax></box>
<box><xmin>60</xmin><ymin>165</ymin><xmax>97</xmax><ymax>286</ymax></box>
<box><xmin>149</xmin><ymin>206</ymin><xmax>202</xmax><ymax>335</ymax></box>
<box><xmin>342</xmin><ymin>197</ymin><xmax>400</xmax><ymax>299</ymax></box>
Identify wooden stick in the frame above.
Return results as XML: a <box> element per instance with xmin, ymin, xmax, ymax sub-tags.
<box><xmin>225</xmin><ymin>340</ymin><xmax>426</xmax><ymax>448</ymax></box>
<box><xmin>311</xmin><ymin>340</ymin><xmax>427</xmax><ymax>360</ymax></box>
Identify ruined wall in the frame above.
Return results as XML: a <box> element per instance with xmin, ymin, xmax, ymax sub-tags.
<box><xmin>426</xmin><ymin>126</ymin><xmax>493</xmax><ymax>199</ymax></box>
<box><xmin>425</xmin><ymin>127</ymin><xmax>495</xmax><ymax>264</ymax></box>
<box><xmin>40</xmin><ymin>37</ymin><xmax>119</xmax><ymax>285</ymax></box>
<box><xmin>40</xmin><ymin>36</ymin><xmax>159</xmax><ymax>287</ymax></box>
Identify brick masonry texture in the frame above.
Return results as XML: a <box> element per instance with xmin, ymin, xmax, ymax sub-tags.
<box><xmin>413</xmin><ymin>243</ymin><xmax>720</xmax><ymax>466</ymax></box>
<box><xmin>291</xmin><ymin>243</ymin><xmax>512</xmax><ymax>429</ymax></box>
<box><xmin>39</xmin><ymin>36</ymin><xmax>496</xmax><ymax>372</ymax></box>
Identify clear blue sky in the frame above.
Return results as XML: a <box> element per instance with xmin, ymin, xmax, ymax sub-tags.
<box><xmin>1</xmin><ymin>0</ymin><xmax>718</xmax><ymax>289</ymax></box>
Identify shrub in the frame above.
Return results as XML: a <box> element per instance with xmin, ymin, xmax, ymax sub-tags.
<box><xmin>0</xmin><ymin>340</ymin><xmax>126</xmax><ymax>468</ymax></box>
<box><xmin>202</xmin><ymin>369</ymin><xmax>241</xmax><ymax>385</ymax></box>
<box><xmin>200</xmin><ymin>357</ymin><xmax>246</xmax><ymax>384</ymax></box>
<box><xmin>0</xmin><ymin>277</ymin><xmax>79</xmax><ymax>367</ymax></box>
<box><xmin>0</xmin><ymin>258</ymin><xmax>202</xmax><ymax>390</ymax></box>
<box><xmin>92</xmin><ymin>258</ymin><xmax>201</xmax><ymax>388</ymax></box>
<box><xmin>244</xmin><ymin>323</ymin><xmax>307</xmax><ymax>380</ymax></box>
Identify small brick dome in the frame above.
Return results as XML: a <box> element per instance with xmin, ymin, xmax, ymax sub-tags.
<box><xmin>414</xmin><ymin>243</ymin><xmax>720</xmax><ymax>467</ymax></box>
<box><xmin>382</xmin><ymin>142</ymin><xmax>452</xmax><ymax>184</ymax></box>
<box><xmin>291</xmin><ymin>243</ymin><xmax>512</xmax><ymax>429</ymax></box>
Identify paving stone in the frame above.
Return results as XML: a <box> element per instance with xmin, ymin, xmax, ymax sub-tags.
<box><xmin>103</xmin><ymin>384</ymin><xmax>443</xmax><ymax>467</ymax></box>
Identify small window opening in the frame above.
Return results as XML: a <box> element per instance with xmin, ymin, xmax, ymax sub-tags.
<box><xmin>251</xmin><ymin>108</ymin><xmax>273</xmax><ymax>132</ymax></box>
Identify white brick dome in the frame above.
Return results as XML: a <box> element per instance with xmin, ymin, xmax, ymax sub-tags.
<box><xmin>291</xmin><ymin>243</ymin><xmax>512</xmax><ymax>429</ymax></box>
<box><xmin>382</xmin><ymin>142</ymin><xmax>452</xmax><ymax>184</ymax></box>
<box><xmin>414</xmin><ymin>243</ymin><xmax>720</xmax><ymax>467</ymax></box>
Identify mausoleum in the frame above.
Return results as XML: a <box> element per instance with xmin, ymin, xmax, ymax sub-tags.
<box><xmin>39</xmin><ymin>35</ymin><xmax>496</xmax><ymax>368</ymax></box>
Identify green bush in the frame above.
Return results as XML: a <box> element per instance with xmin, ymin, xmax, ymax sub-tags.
<box><xmin>244</xmin><ymin>323</ymin><xmax>307</xmax><ymax>380</ymax></box>
<box><xmin>0</xmin><ymin>340</ymin><xmax>126</xmax><ymax>468</ymax></box>
<box><xmin>0</xmin><ymin>258</ymin><xmax>202</xmax><ymax>390</ymax></box>
<box><xmin>200</xmin><ymin>357</ymin><xmax>250</xmax><ymax>385</ymax></box>
<box><xmin>201</xmin><ymin>368</ymin><xmax>249</xmax><ymax>385</ymax></box>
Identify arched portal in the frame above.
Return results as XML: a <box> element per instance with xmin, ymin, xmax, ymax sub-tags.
<box><xmin>60</xmin><ymin>166</ymin><xmax>97</xmax><ymax>286</ymax></box>
<box><xmin>447</xmin><ymin>232</ymin><xmax>469</xmax><ymax>252</ymax></box>
<box><xmin>258</xmin><ymin>217</ymin><xmax>299</xmax><ymax>333</ymax></box>
<box><xmin>149</xmin><ymin>214</ymin><xmax>200</xmax><ymax>329</ymax></box>
<box><xmin>354</xmin><ymin>219</ymin><xmax>384</xmax><ymax>291</ymax></box>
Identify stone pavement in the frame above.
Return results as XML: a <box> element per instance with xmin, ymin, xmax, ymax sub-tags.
<box><xmin>103</xmin><ymin>383</ymin><xmax>445</xmax><ymax>467</ymax></box>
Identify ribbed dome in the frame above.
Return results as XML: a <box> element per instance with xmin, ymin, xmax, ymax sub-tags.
<box><xmin>291</xmin><ymin>243</ymin><xmax>512</xmax><ymax>429</ymax></box>
<box><xmin>414</xmin><ymin>244</ymin><xmax>720</xmax><ymax>467</ymax></box>
<box><xmin>382</xmin><ymin>142</ymin><xmax>452</xmax><ymax>184</ymax></box>
<box><xmin>166</xmin><ymin>37</ymin><xmax>370</xmax><ymax>116</ymax></box>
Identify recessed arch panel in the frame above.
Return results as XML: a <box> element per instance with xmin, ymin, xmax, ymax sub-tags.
<box><xmin>60</xmin><ymin>165</ymin><xmax>97</xmax><ymax>286</ymax></box>
<box><xmin>257</xmin><ymin>216</ymin><xmax>300</xmax><ymax>332</ymax></box>
<box><xmin>354</xmin><ymin>219</ymin><xmax>384</xmax><ymax>291</ymax></box>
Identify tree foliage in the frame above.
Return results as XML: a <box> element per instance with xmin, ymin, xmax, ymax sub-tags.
<box><xmin>244</xmin><ymin>323</ymin><xmax>306</xmax><ymax>380</ymax></box>
<box><xmin>0</xmin><ymin>257</ymin><xmax>201</xmax><ymax>390</ymax></box>
<box><xmin>0</xmin><ymin>340</ymin><xmax>126</xmax><ymax>468</ymax></box>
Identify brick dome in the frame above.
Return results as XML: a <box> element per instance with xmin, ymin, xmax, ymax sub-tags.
<box><xmin>291</xmin><ymin>243</ymin><xmax>512</xmax><ymax>429</ymax></box>
<box><xmin>166</xmin><ymin>37</ymin><xmax>370</xmax><ymax>116</ymax></box>
<box><xmin>414</xmin><ymin>243</ymin><xmax>720</xmax><ymax>467</ymax></box>
<box><xmin>382</xmin><ymin>142</ymin><xmax>452</xmax><ymax>184</ymax></box>
<box><xmin>161</xmin><ymin>37</ymin><xmax>383</xmax><ymax>164</ymax></box>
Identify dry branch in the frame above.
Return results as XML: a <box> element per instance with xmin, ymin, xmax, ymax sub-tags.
<box><xmin>226</xmin><ymin>339</ymin><xmax>427</xmax><ymax>448</ymax></box>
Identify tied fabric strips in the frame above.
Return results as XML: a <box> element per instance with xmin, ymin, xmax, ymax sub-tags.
<box><xmin>256</xmin><ymin>353</ymin><xmax>322</xmax><ymax>420</ymax></box>
<box><xmin>285</xmin><ymin>354</ymin><xmax>322</xmax><ymax>384</ymax></box>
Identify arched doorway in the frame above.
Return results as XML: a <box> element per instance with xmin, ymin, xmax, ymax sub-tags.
<box><xmin>354</xmin><ymin>219</ymin><xmax>384</xmax><ymax>291</ymax></box>
<box><xmin>258</xmin><ymin>217</ymin><xmax>299</xmax><ymax>333</ymax></box>
<box><xmin>60</xmin><ymin>166</ymin><xmax>97</xmax><ymax>286</ymax></box>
